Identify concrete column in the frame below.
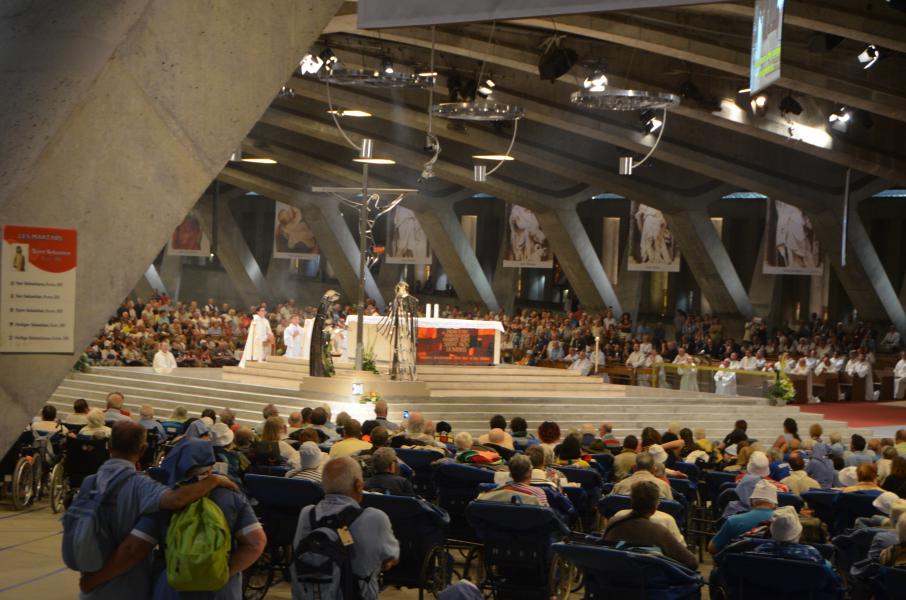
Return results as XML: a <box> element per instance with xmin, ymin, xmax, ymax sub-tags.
<box><xmin>748</xmin><ymin>228</ymin><xmax>781</xmax><ymax>323</ymax></box>
<box><xmin>408</xmin><ymin>196</ymin><xmax>499</xmax><ymax>311</ymax></box>
<box><xmin>195</xmin><ymin>194</ymin><xmax>274</xmax><ymax>308</ymax></box>
<box><xmin>491</xmin><ymin>234</ymin><xmax>518</xmax><ymax>314</ymax></box>
<box><xmin>376</xmin><ymin>262</ymin><xmax>404</xmax><ymax>299</ymax></box>
<box><xmin>157</xmin><ymin>253</ymin><xmax>183</xmax><ymax>301</ymax></box>
<box><xmin>661</xmin><ymin>209</ymin><xmax>754</xmax><ymax>319</ymax></box>
<box><xmin>142</xmin><ymin>265</ymin><xmax>167</xmax><ymax>297</ymax></box>
<box><xmin>0</xmin><ymin>0</ymin><xmax>343</xmax><ymax>455</ymax></box>
<box><xmin>809</xmin><ymin>261</ymin><xmax>831</xmax><ymax>320</ymax></box>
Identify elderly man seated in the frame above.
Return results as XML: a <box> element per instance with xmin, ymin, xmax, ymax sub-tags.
<box><xmin>477</xmin><ymin>455</ymin><xmax>549</xmax><ymax>507</ymax></box>
<box><xmin>364</xmin><ymin>447</ymin><xmax>415</xmax><ymax>496</ymax></box>
<box><xmin>709</xmin><ymin>480</ymin><xmax>778</xmax><ymax>555</ymax></box>
<box><xmin>611</xmin><ymin>453</ymin><xmax>673</xmax><ymax>500</ymax></box>
<box><xmin>602</xmin><ymin>481</ymin><xmax>698</xmax><ymax>570</ymax></box>
<box><xmin>781</xmin><ymin>452</ymin><xmax>821</xmax><ymax>495</ymax></box>
<box><xmin>291</xmin><ymin>457</ymin><xmax>400</xmax><ymax>599</ymax></box>
<box><xmin>329</xmin><ymin>419</ymin><xmax>372</xmax><ymax>458</ymax></box>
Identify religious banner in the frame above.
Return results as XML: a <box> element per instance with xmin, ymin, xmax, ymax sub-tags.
<box><xmin>273</xmin><ymin>201</ymin><xmax>319</xmax><ymax>260</ymax></box>
<box><xmin>1</xmin><ymin>225</ymin><xmax>77</xmax><ymax>353</ymax></box>
<box><xmin>167</xmin><ymin>212</ymin><xmax>210</xmax><ymax>257</ymax></box>
<box><xmin>627</xmin><ymin>202</ymin><xmax>680</xmax><ymax>272</ymax></box>
<box><xmin>763</xmin><ymin>199</ymin><xmax>822</xmax><ymax>275</ymax></box>
<box><xmin>749</xmin><ymin>0</ymin><xmax>785</xmax><ymax>94</ymax></box>
<box><xmin>416</xmin><ymin>326</ymin><xmax>497</xmax><ymax>365</ymax></box>
<box><xmin>503</xmin><ymin>204</ymin><xmax>553</xmax><ymax>268</ymax></box>
<box><xmin>386</xmin><ymin>206</ymin><xmax>431</xmax><ymax>264</ymax></box>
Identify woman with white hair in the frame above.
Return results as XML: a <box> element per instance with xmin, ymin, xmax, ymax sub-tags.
<box><xmin>78</xmin><ymin>408</ymin><xmax>112</xmax><ymax>439</ymax></box>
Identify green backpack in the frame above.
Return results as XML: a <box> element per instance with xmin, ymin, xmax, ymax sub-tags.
<box><xmin>165</xmin><ymin>497</ymin><xmax>231</xmax><ymax>592</ymax></box>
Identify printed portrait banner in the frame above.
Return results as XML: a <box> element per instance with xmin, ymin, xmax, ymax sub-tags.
<box><xmin>1</xmin><ymin>225</ymin><xmax>77</xmax><ymax>353</ymax></box>
<box><xmin>273</xmin><ymin>200</ymin><xmax>319</xmax><ymax>260</ymax></box>
<box><xmin>763</xmin><ymin>199</ymin><xmax>823</xmax><ymax>275</ymax></box>
<box><xmin>503</xmin><ymin>204</ymin><xmax>553</xmax><ymax>268</ymax></box>
<box><xmin>750</xmin><ymin>0</ymin><xmax>785</xmax><ymax>94</ymax></box>
<box><xmin>627</xmin><ymin>202</ymin><xmax>680</xmax><ymax>272</ymax></box>
<box><xmin>167</xmin><ymin>212</ymin><xmax>210</xmax><ymax>257</ymax></box>
<box><xmin>385</xmin><ymin>206</ymin><xmax>431</xmax><ymax>265</ymax></box>
<box><xmin>416</xmin><ymin>326</ymin><xmax>497</xmax><ymax>365</ymax></box>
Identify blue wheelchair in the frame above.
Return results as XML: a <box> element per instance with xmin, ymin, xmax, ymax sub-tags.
<box><xmin>0</xmin><ymin>429</ymin><xmax>65</xmax><ymax>511</ymax></box>
<box><xmin>362</xmin><ymin>492</ymin><xmax>451</xmax><ymax>599</ymax></box>
<box><xmin>242</xmin><ymin>474</ymin><xmax>324</xmax><ymax>600</ymax></box>
<box><xmin>395</xmin><ymin>448</ymin><xmax>442</xmax><ymax>500</ymax></box>
<box><xmin>720</xmin><ymin>550</ymin><xmax>843</xmax><ymax>600</ymax></box>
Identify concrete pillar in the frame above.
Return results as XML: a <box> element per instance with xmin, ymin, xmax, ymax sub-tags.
<box><xmin>376</xmin><ymin>262</ymin><xmax>404</xmax><ymax>299</ymax></box>
<box><xmin>0</xmin><ymin>0</ymin><xmax>343</xmax><ymax>455</ymax></box>
<box><xmin>408</xmin><ymin>196</ymin><xmax>500</xmax><ymax>311</ymax></box>
<box><xmin>748</xmin><ymin>228</ymin><xmax>781</xmax><ymax>323</ymax></box>
<box><xmin>492</xmin><ymin>234</ymin><xmax>518</xmax><ymax>314</ymax></box>
<box><xmin>157</xmin><ymin>253</ymin><xmax>183</xmax><ymax>301</ymax></box>
<box><xmin>809</xmin><ymin>261</ymin><xmax>831</xmax><ymax>320</ymax></box>
<box><xmin>143</xmin><ymin>265</ymin><xmax>167</xmax><ymax>297</ymax></box>
<box><xmin>661</xmin><ymin>209</ymin><xmax>754</xmax><ymax>319</ymax></box>
<box><xmin>195</xmin><ymin>194</ymin><xmax>275</xmax><ymax>308</ymax></box>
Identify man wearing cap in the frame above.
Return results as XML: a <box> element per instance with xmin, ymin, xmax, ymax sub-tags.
<box><xmin>287</xmin><ymin>441</ymin><xmax>324</xmax><ymax>482</ymax></box>
<box><xmin>709</xmin><ymin>479</ymin><xmax>778</xmax><ymax>554</ymax></box>
<box><xmin>611</xmin><ymin>452</ymin><xmax>673</xmax><ymax>500</ymax></box>
<box><xmin>724</xmin><ymin>451</ymin><xmax>789</xmax><ymax>518</ymax></box>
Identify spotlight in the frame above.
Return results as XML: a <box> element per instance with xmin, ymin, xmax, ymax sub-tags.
<box><xmin>299</xmin><ymin>54</ymin><xmax>324</xmax><ymax>74</ymax></box>
<box><xmin>278</xmin><ymin>85</ymin><xmax>295</xmax><ymax>98</ymax></box>
<box><xmin>317</xmin><ymin>48</ymin><xmax>340</xmax><ymax>72</ymax></box>
<box><xmin>417</xmin><ymin>68</ymin><xmax>438</xmax><ymax>78</ymax></box>
<box><xmin>858</xmin><ymin>44</ymin><xmax>880</xmax><ymax>69</ymax></box>
<box><xmin>583</xmin><ymin>69</ymin><xmax>608</xmax><ymax>92</ymax></box>
<box><xmin>750</xmin><ymin>95</ymin><xmax>767</xmax><ymax>115</ymax></box>
<box><xmin>538</xmin><ymin>41</ymin><xmax>578</xmax><ymax>81</ymax></box>
<box><xmin>477</xmin><ymin>77</ymin><xmax>495</xmax><ymax>98</ymax></box>
<box><xmin>381</xmin><ymin>56</ymin><xmax>394</xmax><ymax>74</ymax></box>
<box><xmin>640</xmin><ymin>109</ymin><xmax>663</xmax><ymax>134</ymax></box>
<box><xmin>327</xmin><ymin>109</ymin><xmax>372</xmax><ymax>118</ymax></box>
<box><xmin>828</xmin><ymin>107</ymin><xmax>851</xmax><ymax>124</ymax></box>
<box><xmin>737</xmin><ymin>87</ymin><xmax>751</xmax><ymax>94</ymax></box>
<box><xmin>779</xmin><ymin>94</ymin><xmax>802</xmax><ymax>116</ymax></box>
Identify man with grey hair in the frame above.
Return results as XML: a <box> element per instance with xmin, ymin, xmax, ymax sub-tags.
<box><xmin>104</xmin><ymin>392</ymin><xmax>130</xmax><ymax>423</ymax></box>
<box><xmin>364</xmin><ymin>447</ymin><xmax>415</xmax><ymax>496</ymax></box>
<box><xmin>611</xmin><ymin>453</ymin><xmax>673</xmax><ymax>499</ymax></box>
<box><xmin>374</xmin><ymin>399</ymin><xmax>398</xmax><ymax>431</ymax></box>
<box><xmin>291</xmin><ymin>457</ymin><xmax>399</xmax><ymax>599</ymax></box>
<box><xmin>137</xmin><ymin>404</ymin><xmax>166</xmax><ymax>440</ymax></box>
<box><xmin>287</xmin><ymin>411</ymin><xmax>304</xmax><ymax>436</ymax></box>
<box><xmin>255</xmin><ymin>403</ymin><xmax>279</xmax><ymax>436</ymax></box>
<box><xmin>477</xmin><ymin>454</ymin><xmax>549</xmax><ymax>506</ymax></box>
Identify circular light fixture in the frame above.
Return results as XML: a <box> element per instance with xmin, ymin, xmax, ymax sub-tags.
<box><xmin>431</xmin><ymin>101</ymin><xmax>524</xmax><ymax>121</ymax></box>
<box><xmin>583</xmin><ymin>69</ymin><xmax>609</xmax><ymax>92</ymax></box>
<box><xmin>327</xmin><ymin>109</ymin><xmax>372</xmax><ymax>118</ymax></box>
<box><xmin>352</xmin><ymin>158</ymin><xmax>396</xmax><ymax>165</ymax></box>
<box><xmin>570</xmin><ymin>89</ymin><xmax>681</xmax><ymax>111</ymax></box>
<box><xmin>472</xmin><ymin>154</ymin><xmax>515</xmax><ymax>161</ymax></box>
<box><xmin>320</xmin><ymin>68</ymin><xmax>430</xmax><ymax>89</ymax></box>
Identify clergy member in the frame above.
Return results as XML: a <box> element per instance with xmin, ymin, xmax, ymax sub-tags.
<box><xmin>714</xmin><ymin>358</ymin><xmax>737</xmax><ymax>395</ymax></box>
<box><xmin>283</xmin><ymin>314</ymin><xmax>304</xmax><ymax>358</ymax></box>
<box><xmin>845</xmin><ymin>351</ymin><xmax>874</xmax><ymax>401</ymax></box>
<box><xmin>152</xmin><ymin>340</ymin><xmax>178</xmax><ymax>374</ymax></box>
<box><xmin>894</xmin><ymin>351</ymin><xmax>906</xmax><ymax>400</ymax></box>
<box><xmin>673</xmin><ymin>348</ymin><xmax>699</xmax><ymax>392</ymax></box>
<box><xmin>239</xmin><ymin>306</ymin><xmax>274</xmax><ymax>367</ymax></box>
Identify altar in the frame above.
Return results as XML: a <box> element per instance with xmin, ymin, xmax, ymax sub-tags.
<box><xmin>345</xmin><ymin>315</ymin><xmax>505</xmax><ymax>365</ymax></box>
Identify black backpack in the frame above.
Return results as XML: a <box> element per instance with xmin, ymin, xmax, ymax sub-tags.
<box><xmin>293</xmin><ymin>506</ymin><xmax>365</xmax><ymax>600</ymax></box>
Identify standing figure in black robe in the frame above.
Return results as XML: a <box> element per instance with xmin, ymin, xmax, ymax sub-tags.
<box><xmin>379</xmin><ymin>281</ymin><xmax>419</xmax><ymax>381</ymax></box>
<box><xmin>310</xmin><ymin>289</ymin><xmax>340</xmax><ymax>377</ymax></box>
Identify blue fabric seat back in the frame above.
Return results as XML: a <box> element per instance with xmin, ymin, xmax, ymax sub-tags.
<box><xmin>247</xmin><ymin>464</ymin><xmax>291</xmax><ymax>477</ymax></box>
<box><xmin>716</xmin><ymin>538</ymin><xmax>834</xmax><ymax>566</ymax></box>
<box><xmin>672</xmin><ymin>461</ymin><xmax>700</xmax><ymax>481</ymax></box>
<box><xmin>715</xmin><ymin>487</ymin><xmax>740</xmax><ymax>519</ymax></box>
<box><xmin>395</xmin><ymin>448</ymin><xmax>440</xmax><ymax>499</ymax></box>
<box><xmin>541</xmin><ymin>486</ymin><xmax>579</xmax><ymax>529</ymax></box>
<box><xmin>831</xmin><ymin>490</ymin><xmax>883</xmax><ymax>535</ymax></box>
<box><xmin>722</xmin><ymin>552</ymin><xmax>844</xmax><ymax>600</ymax></box>
<box><xmin>832</xmin><ymin>527</ymin><xmax>886</xmax><ymax>576</ymax></box>
<box><xmin>159</xmin><ymin>420</ymin><xmax>185</xmax><ymax>439</ymax></box>
<box><xmin>705</xmin><ymin>471</ymin><xmax>737</xmax><ymax>502</ymax></box>
<box><xmin>466</xmin><ymin>501</ymin><xmax>569</xmax><ymax>599</ymax></box>
<box><xmin>552</xmin><ymin>541</ymin><xmax>703</xmax><ymax>600</ymax></box>
<box><xmin>61</xmin><ymin>437</ymin><xmax>109</xmax><ymax>488</ymax></box>
<box><xmin>669</xmin><ymin>477</ymin><xmax>697</xmax><ymax>504</ymax></box>
<box><xmin>589</xmin><ymin>453</ymin><xmax>614</xmax><ymax>482</ymax></box>
<box><xmin>245</xmin><ymin>474</ymin><xmax>324</xmax><ymax>547</ymax></box>
<box><xmin>361</xmin><ymin>493</ymin><xmax>449</xmax><ymax>587</ymax></box>
<box><xmin>556</xmin><ymin>466</ymin><xmax>602</xmax><ymax>529</ymax></box>
<box><xmin>435</xmin><ymin>462</ymin><xmax>495</xmax><ymax>543</ymax></box>
<box><xmin>599</xmin><ymin>495</ymin><xmax>685</xmax><ymax>530</ymax></box>
<box><xmin>801</xmin><ymin>490</ymin><xmax>840</xmax><ymax>527</ymax></box>
<box><xmin>777</xmin><ymin>492</ymin><xmax>804</xmax><ymax>512</ymax></box>
<box><xmin>870</xmin><ymin>566</ymin><xmax>906</xmax><ymax>600</ymax></box>
<box><xmin>659</xmin><ymin>498</ymin><xmax>687</xmax><ymax>531</ymax></box>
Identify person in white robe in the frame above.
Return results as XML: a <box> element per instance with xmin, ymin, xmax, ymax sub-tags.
<box><xmin>830</xmin><ymin>351</ymin><xmax>847</xmax><ymax>373</ymax></box>
<box><xmin>814</xmin><ymin>356</ymin><xmax>839</xmax><ymax>377</ymax></box>
<box><xmin>152</xmin><ymin>340</ymin><xmax>178</xmax><ymax>374</ymax></box>
<box><xmin>845</xmin><ymin>352</ymin><xmax>875</xmax><ymax>401</ymax></box>
<box><xmin>283</xmin><ymin>314</ymin><xmax>304</xmax><ymax>358</ymax></box>
<box><xmin>880</xmin><ymin>326</ymin><xmax>902</xmax><ymax>353</ymax></box>
<box><xmin>739</xmin><ymin>350</ymin><xmax>758</xmax><ymax>371</ymax></box>
<box><xmin>893</xmin><ymin>351</ymin><xmax>906</xmax><ymax>400</ymax></box>
<box><xmin>568</xmin><ymin>350</ymin><xmax>593</xmax><ymax>376</ymax></box>
<box><xmin>239</xmin><ymin>306</ymin><xmax>274</xmax><ymax>367</ymax></box>
<box><xmin>728</xmin><ymin>352</ymin><xmax>742</xmax><ymax>370</ymax></box>
<box><xmin>714</xmin><ymin>358</ymin><xmax>738</xmax><ymax>395</ymax></box>
<box><xmin>791</xmin><ymin>357</ymin><xmax>814</xmax><ymax>402</ymax></box>
<box><xmin>644</xmin><ymin>350</ymin><xmax>667</xmax><ymax>388</ymax></box>
<box><xmin>626</xmin><ymin>343</ymin><xmax>648</xmax><ymax>386</ymax></box>
<box><xmin>673</xmin><ymin>349</ymin><xmax>699</xmax><ymax>392</ymax></box>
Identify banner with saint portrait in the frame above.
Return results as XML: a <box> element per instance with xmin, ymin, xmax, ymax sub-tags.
<box><xmin>167</xmin><ymin>212</ymin><xmax>210</xmax><ymax>257</ymax></box>
<box><xmin>627</xmin><ymin>202</ymin><xmax>680</xmax><ymax>272</ymax></box>
<box><xmin>273</xmin><ymin>201</ymin><xmax>319</xmax><ymax>259</ymax></box>
<box><xmin>503</xmin><ymin>204</ymin><xmax>552</xmax><ymax>268</ymax></box>
<box><xmin>763</xmin><ymin>199</ymin><xmax>822</xmax><ymax>275</ymax></box>
<box><xmin>385</xmin><ymin>206</ymin><xmax>431</xmax><ymax>264</ymax></box>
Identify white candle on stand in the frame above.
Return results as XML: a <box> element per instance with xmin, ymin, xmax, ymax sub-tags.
<box><xmin>425</xmin><ymin>304</ymin><xmax>432</xmax><ymax>318</ymax></box>
<box><xmin>434</xmin><ymin>303</ymin><xmax>440</xmax><ymax>318</ymax></box>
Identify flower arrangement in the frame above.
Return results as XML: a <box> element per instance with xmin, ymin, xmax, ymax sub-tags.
<box><xmin>767</xmin><ymin>353</ymin><xmax>796</xmax><ymax>406</ymax></box>
<box><xmin>359</xmin><ymin>390</ymin><xmax>382</xmax><ymax>405</ymax></box>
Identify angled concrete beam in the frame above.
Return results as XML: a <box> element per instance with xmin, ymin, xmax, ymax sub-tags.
<box><xmin>0</xmin><ymin>0</ymin><xmax>342</xmax><ymax>456</ymax></box>
<box><xmin>661</xmin><ymin>209</ymin><xmax>754</xmax><ymax>319</ymax></box>
<box><xmin>195</xmin><ymin>193</ymin><xmax>274</xmax><ymax>308</ymax></box>
<box><xmin>157</xmin><ymin>252</ymin><xmax>183</xmax><ymax>301</ymax></box>
<box><xmin>143</xmin><ymin>264</ymin><xmax>166</xmax><ymax>297</ymax></box>
<box><xmin>748</xmin><ymin>227</ymin><xmax>780</xmax><ymax>322</ymax></box>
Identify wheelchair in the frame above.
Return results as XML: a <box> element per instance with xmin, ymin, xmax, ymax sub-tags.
<box><xmin>242</xmin><ymin>474</ymin><xmax>324</xmax><ymax>600</ymax></box>
<box><xmin>54</xmin><ymin>436</ymin><xmax>110</xmax><ymax>511</ymax></box>
<box><xmin>0</xmin><ymin>429</ymin><xmax>64</xmax><ymax>511</ymax></box>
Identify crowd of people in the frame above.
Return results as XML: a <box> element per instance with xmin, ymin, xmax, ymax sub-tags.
<box><xmin>32</xmin><ymin>389</ymin><xmax>906</xmax><ymax>599</ymax></box>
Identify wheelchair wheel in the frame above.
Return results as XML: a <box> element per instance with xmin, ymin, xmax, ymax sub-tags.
<box><xmin>242</xmin><ymin>550</ymin><xmax>273</xmax><ymax>600</ymax></box>
<box><xmin>11</xmin><ymin>456</ymin><xmax>35</xmax><ymax>510</ymax></box>
<box><xmin>49</xmin><ymin>463</ymin><xmax>66</xmax><ymax>514</ymax></box>
<box><xmin>547</xmin><ymin>554</ymin><xmax>576</xmax><ymax>600</ymax></box>
<box><xmin>419</xmin><ymin>546</ymin><xmax>451</xmax><ymax>600</ymax></box>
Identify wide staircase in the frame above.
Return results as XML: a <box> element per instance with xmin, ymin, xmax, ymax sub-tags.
<box><xmin>47</xmin><ymin>361</ymin><xmax>874</xmax><ymax>441</ymax></box>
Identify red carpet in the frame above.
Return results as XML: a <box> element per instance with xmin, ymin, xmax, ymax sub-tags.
<box><xmin>798</xmin><ymin>402</ymin><xmax>906</xmax><ymax>428</ymax></box>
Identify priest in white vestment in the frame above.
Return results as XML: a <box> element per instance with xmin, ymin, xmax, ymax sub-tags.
<box><xmin>714</xmin><ymin>358</ymin><xmax>737</xmax><ymax>395</ymax></box>
<box><xmin>239</xmin><ymin>306</ymin><xmax>274</xmax><ymax>367</ymax></box>
<box><xmin>814</xmin><ymin>356</ymin><xmax>838</xmax><ymax>377</ymax></box>
<box><xmin>894</xmin><ymin>351</ymin><xmax>906</xmax><ymax>400</ymax></box>
<box><xmin>845</xmin><ymin>352</ymin><xmax>875</xmax><ymax>401</ymax></box>
<box><xmin>283</xmin><ymin>314</ymin><xmax>304</xmax><ymax>358</ymax></box>
<box><xmin>739</xmin><ymin>350</ymin><xmax>758</xmax><ymax>371</ymax></box>
<box><xmin>673</xmin><ymin>349</ymin><xmax>699</xmax><ymax>392</ymax></box>
<box><xmin>152</xmin><ymin>340</ymin><xmax>178</xmax><ymax>374</ymax></box>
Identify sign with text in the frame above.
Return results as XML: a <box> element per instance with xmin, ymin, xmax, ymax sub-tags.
<box><xmin>416</xmin><ymin>326</ymin><xmax>497</xmax><ymax>365</ymax></box>
<box><xmin>1</xmin><ymin>225</ymin><xmax>77</xmax><ymax>353</ymax></box>
<box><xmin>750</xmin><ymin>0</ymin><xmax>785</xmax><ymax>94</ymax></box>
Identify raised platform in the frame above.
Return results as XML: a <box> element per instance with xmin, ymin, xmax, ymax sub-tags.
<box><xmin>46</xmin><ymin>364</ymin><xmax>880</xmax><ymax>441</ymax></box>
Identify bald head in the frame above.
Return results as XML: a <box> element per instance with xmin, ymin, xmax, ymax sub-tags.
<box><xmin>408</xmin><ymin>411</ymin><xmax>426</xmax><ymax>435</ymax></box>
<box><xmin>322</xmin><ymin>457</ymin><xmax>364</xmax><ymax>502</ymax></box>
<box><xmin>106</xmin><ymin>392</ymin><xmax>124</xmax><ymax>410</ymax></box>
<box><xmin>374</xmin><ymin>399</ymin><xmax>389</xmax><ymax>418</ymax></box>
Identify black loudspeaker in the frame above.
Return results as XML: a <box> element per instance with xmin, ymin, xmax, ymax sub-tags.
<box><xmin>538</xmin><ymin>46</ymin><xmax>578</xmax><ymax>81</ymax></box>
